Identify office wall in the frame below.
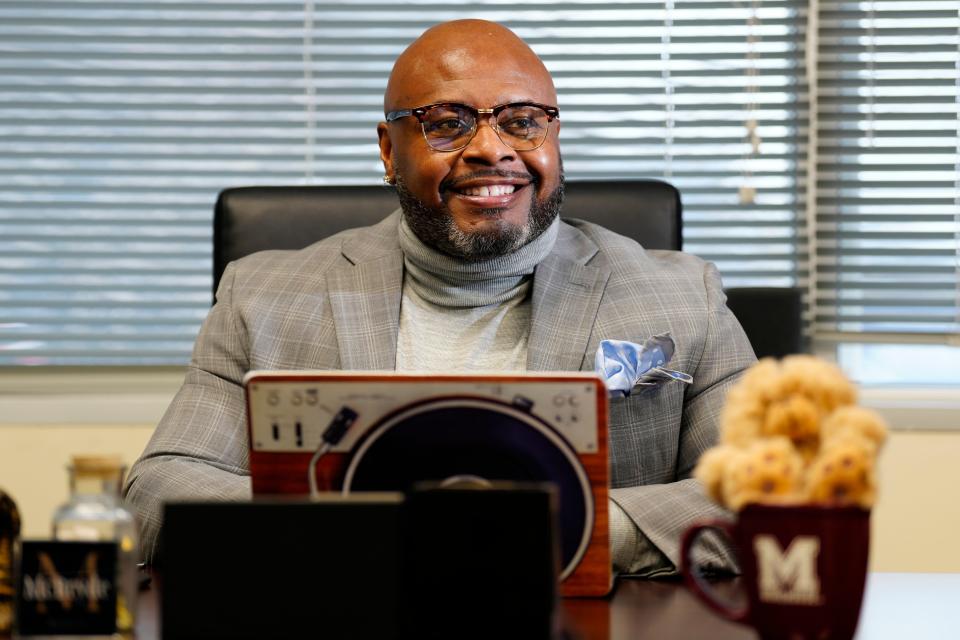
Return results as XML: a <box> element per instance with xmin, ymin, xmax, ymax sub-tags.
<box><xmin>0</xmin><ymin>425</ymin><xmax>956</xmax><ymax>572</ymax></box>
<box><xmin>0</xmin><ymin>425</ymin><xmax>154</xmax><ymax>538</ymax></box>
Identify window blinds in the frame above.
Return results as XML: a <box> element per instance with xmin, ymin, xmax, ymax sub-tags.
<box><xmin>3</xmin><ymin>1</ymin><xmax>806</xmax><ymax>364</ymax></box>
<box><xmin>815</xmin><ymin>0</ymin><xmax>960</xmax><ymax>340</ymax></box>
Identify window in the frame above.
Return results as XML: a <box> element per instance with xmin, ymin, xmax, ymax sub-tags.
<box><xmin>816</xmin><ymin>0</ymin><xmax>960</xmax><ymax>385</ymax></box>
<box><xmin>1</xmin><ymin>1</ymin><xmax>956</xmax><ymax>383</ymax></box>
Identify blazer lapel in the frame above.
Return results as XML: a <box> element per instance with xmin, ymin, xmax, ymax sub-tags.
<box><xmin>527</xmin><ymin>224</ymin><xmax>611</xmax><ymax>372</ymax></box>
<box><xmin>324</xmin><ymin>213</ymin><xmax>610</xmax><ymax>373</ymax></box>
<box><xmin>326</xmin><ymin>214</ymin><xmax>404</xmax><ymax>371</ymax></box>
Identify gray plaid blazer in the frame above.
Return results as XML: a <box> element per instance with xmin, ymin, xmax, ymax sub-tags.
<box><xmin>125</xmin><ymin>211</ymin><xmax>755</xmax><ymax>568</ymax></box>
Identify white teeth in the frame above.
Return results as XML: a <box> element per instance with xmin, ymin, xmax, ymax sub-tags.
<box><xmin>462</xmin><ymin>184</ymin><xmax>516</xmax><ymax>197</ymax></box>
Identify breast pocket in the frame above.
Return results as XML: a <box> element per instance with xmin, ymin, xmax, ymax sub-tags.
<box><xmin>607</xmin><ymin>382</ymin><xmax>685</xmax><ymax>487</ymax></box>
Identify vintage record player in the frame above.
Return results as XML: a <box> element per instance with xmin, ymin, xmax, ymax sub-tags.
<box><xmin>244</xmin><ymin>371</ymin><xmax>612</xmax><ymax>597</ymax></box>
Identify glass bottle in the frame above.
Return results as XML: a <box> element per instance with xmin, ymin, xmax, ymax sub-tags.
<box><xmin>51</xmin><ymin>456</ymin><xmax>138</xmax><ymax>635</ymax></box>
<box><xmin>0</xmin><ymin>487</ymin><xmax>21</xmax><ymax>634</ymax></box>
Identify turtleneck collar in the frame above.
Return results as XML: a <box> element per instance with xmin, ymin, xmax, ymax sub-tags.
<box><xmin>398</xmin><ymin>214</ymin><xmax>560</xmax><ymax>308</ymax></box>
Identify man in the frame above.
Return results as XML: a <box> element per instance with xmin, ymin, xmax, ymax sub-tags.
<box><xmin>124</xmin><ymin>20</ymin><xmax>754</xmax><ymax>575</ymax></box>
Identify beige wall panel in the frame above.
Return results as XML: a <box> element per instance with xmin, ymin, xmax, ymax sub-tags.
<box><xmin>870</xmin><ymin>431</ymin><xmax>960</xmax><ymax>572</ymax></box>
<box><xmin>0</xmin><ymin>425</ymin><xmax>154</xmax><ymax>538</ymax></box>
<box><xmin>1</xmin><ymin>426</ymin><xmax>958</xmax><ymax>572</ymax></box>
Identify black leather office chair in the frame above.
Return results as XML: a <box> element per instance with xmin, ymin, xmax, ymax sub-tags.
<box><xmin>726</xmin><ymin>287</ymin><xmax>804</xmax><ymax>358</ymax></box>
<box><xmin>212</xmin><ymin>180</ymin><xmax>803</xmax><ymax>358</ymax></box>
<box><xmin>213</xmin><ymin>180</ymin><xmax>682</xmax><ymax>292</ymax></box>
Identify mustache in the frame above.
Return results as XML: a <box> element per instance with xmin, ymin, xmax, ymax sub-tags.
<box><xmin>441</xmin><ymin>170</ymin><xmax>536</xmax><ymax>192</ymax></box>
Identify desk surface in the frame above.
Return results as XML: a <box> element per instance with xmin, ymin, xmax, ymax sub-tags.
<box><xmin>136</xmin><ymin>572</ymin><xmax>960</xmax><ymax>640</ymax></box>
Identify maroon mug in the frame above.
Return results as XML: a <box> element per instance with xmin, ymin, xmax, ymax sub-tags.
<box><xmin>680</xmin><ymin>504</ymin><xmax>870</xmax><ymax>640</ymax></box>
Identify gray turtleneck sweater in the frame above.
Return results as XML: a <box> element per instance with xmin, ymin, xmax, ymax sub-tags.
<box><xmin>395</xmin><ymin>215</ymin><xmax>559</xmax><ymax>372</ymax></box>
<box><xmin>394</xmin><ymin>214</ymin><xmax>671</xmax><ymax>576</ymax></box>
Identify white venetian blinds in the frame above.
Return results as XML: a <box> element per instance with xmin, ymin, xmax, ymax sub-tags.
<box><xmin>2</xmin><ymin>1</ymin><xmax>807</xmax><ymax>364</ymax></box>
<box><xmin>816</xmin><ymin>0</ymin><xmax>960</xmax><ymax>340</ymax></box>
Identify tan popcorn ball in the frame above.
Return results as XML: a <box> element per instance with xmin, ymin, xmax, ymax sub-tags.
<box><xmin>720</xmin><ymin>355</ymin><xmax>858</xmax><ymax>461</ymax></box>
<box><xmin>694</xmin><ymin>437</ymin><xmax>805</xmax><ymax>512</ymax></box>
<box><xmin>803</xmin><ymin>435</ymin><xmax>878</xmax><ymax>508</ymax></box>
<box><xmin>820</xmin><ymin>405</ymin><xmax>888</xmax><ymax>452</ymax></box>
<box><xmin>802</xmin><ymin>405</ymin><xmax>888</xmax><ymax>507</ymax></box>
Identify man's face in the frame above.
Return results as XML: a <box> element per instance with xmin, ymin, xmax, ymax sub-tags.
<box><xmin>379</xmin><ymin>40</ymin><xmax>564</xmax><ymax>260</ymax></box>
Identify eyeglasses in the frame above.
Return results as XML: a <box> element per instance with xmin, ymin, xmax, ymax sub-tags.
<box><xmin>385</xmin><ymin>102</ymin><xmax>559</xmax><ymax>152</ymax></box>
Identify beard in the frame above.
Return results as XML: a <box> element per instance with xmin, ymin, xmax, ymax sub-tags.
<box><xmin>394</xmin><ymin>171</ymin><xmax>565</xmax><ymax>262</ymax></box>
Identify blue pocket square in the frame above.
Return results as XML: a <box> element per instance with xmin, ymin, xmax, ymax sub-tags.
<box><xmin>594</xmin><ymin>333</ymin><xmax>693</xmax><ymax>397</ymax></box>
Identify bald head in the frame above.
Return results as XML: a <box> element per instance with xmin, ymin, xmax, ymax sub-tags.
<box><xmin>384</xmin><ymin>20</ymin><xmax>556</xmax><ymax>112</ymax></box>
<box><xmin>377</xmin><ymin>20</ymin><xmax>563</xmax><ymax>261</ymax></box>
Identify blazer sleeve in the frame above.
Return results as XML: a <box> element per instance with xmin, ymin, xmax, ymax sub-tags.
<box><xmin>609</xmin><ymin>261</ymin><xmax>756</xmax><ymax>575</ymax></box>
<box><xmin>123</xmin><ymin>262</ymin><xmax>253</xmax><ymax>565</ymax></box>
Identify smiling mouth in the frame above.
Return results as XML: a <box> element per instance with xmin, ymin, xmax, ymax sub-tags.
<box><xmin>443</xmin><ymin>171</ymin><xmax>535</xmax><ymax>201</ymax></box>
<box><xmin>457</xmin><ymin>184</ymin><xmax>518</xmax><ymax>197</ymax></box>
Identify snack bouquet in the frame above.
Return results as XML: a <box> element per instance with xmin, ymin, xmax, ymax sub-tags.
<box><xmin>695</xmin><ymin>355</ymin><xmax>888</xmax><ymax>511</ymax></box>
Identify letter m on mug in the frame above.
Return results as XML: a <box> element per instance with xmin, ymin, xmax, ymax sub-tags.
<box><xmin>753</xmin><ymin>534</ymin><xmax>823</xmax><ymax>605</ymax></box>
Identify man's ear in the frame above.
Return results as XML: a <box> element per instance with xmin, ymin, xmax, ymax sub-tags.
<box><xmin>377</xmin><ymin>122</ymin><xmax>395</xmax><ymax>183</ymax></box>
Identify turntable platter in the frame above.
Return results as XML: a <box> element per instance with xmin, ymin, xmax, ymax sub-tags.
<box><xmin>342</xmin><ymin>398</ymin><xmax>594</xmax><ymax>579</ymax></box>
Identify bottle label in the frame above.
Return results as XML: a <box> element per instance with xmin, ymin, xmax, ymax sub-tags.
<box><xmin>16</xmin><ymin>541</ymin><xmax>118</xmax><ymax>635</ymax></box>
<box><xmin>1</xmin><ymin>537</ymin><xmax>13</xmax><ymax>632</ymax></box>
<box><xmin>0</xmin><ymin>537</ymin><xmax>12</xmax><ymax>591</ymax></box>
